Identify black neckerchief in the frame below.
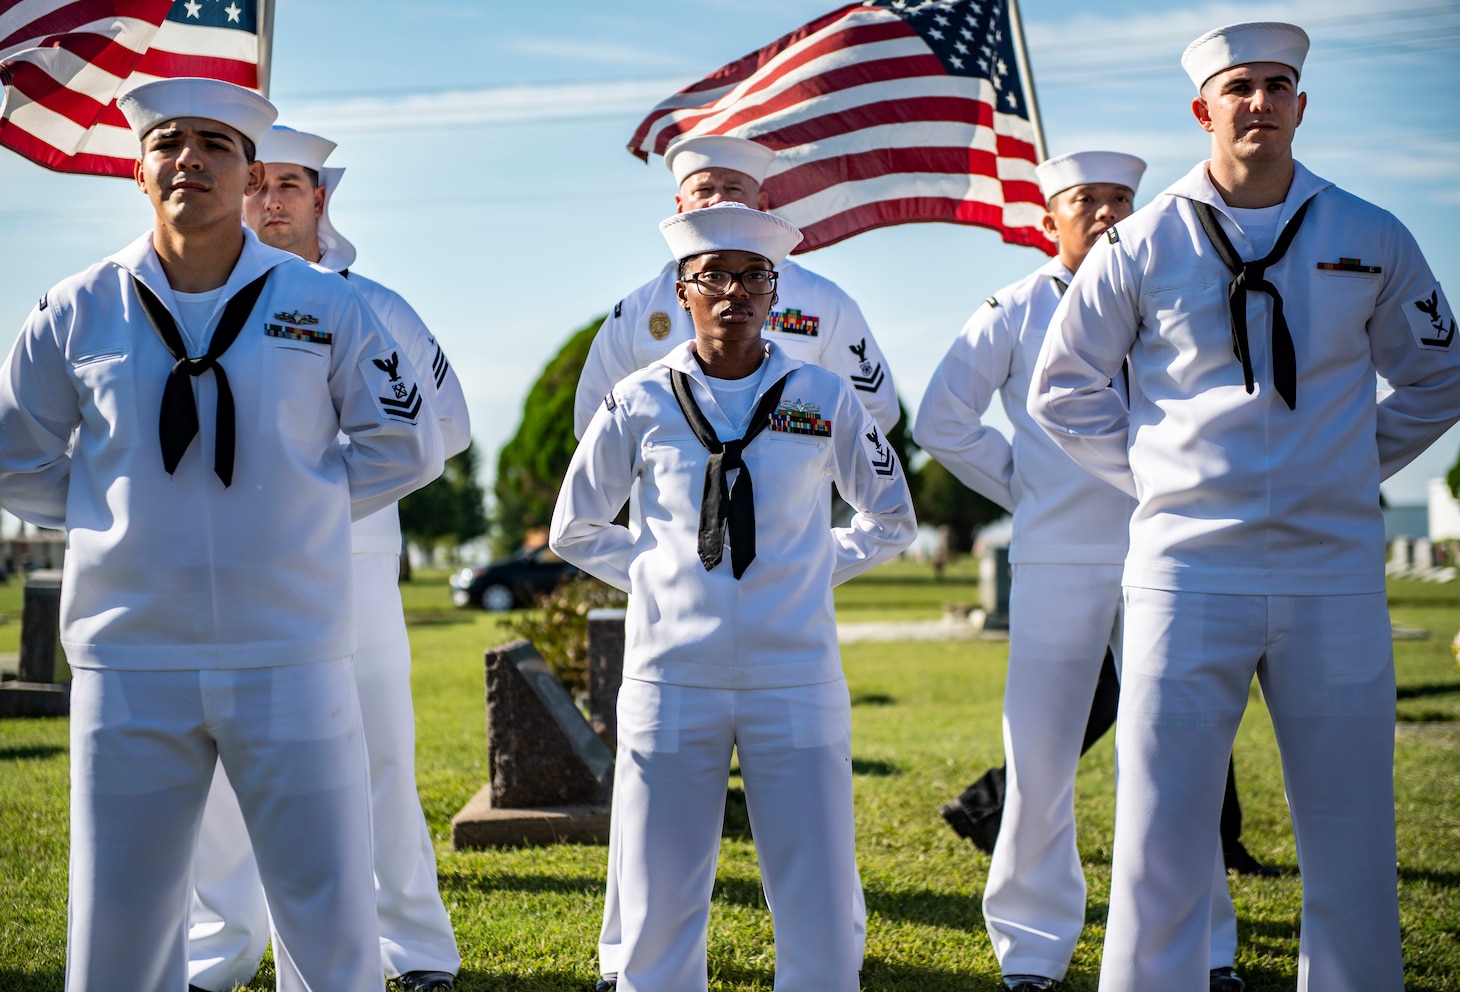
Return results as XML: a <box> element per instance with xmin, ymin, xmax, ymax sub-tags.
<box><xmin>1192</xmin><ymin>197</ymin><xmax>1314</xmax><ymax>410</ymax></box>
<box><xmin>669</xmin><ymin>367</ymin><xmax>791</xmax><ymax>579</ymax></box>
<box><xmin>130</xmin><ymin>271</ymin><xmax>271</xmax><ymax>487</ymax></box>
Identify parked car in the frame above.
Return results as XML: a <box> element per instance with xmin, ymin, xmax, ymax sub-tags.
<box><xmin>450</xmin><ymin>545</ymin><xmax>580</xmax><ymax>611</ymax></box>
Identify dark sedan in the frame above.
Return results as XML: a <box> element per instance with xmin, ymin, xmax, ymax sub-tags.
<box><xmin>449</xmin><ymin>545</ymin><xmax>580</xmax><ymax>611</ymax></box>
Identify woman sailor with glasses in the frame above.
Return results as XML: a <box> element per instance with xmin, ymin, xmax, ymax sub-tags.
<box><xmin>551</xmin><ymin>201</ymin><xmax>916</xmax><ymax>992</ymax></box>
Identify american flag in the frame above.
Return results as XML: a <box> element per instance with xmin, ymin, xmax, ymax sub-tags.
<box><xmin>628</xmin><ymin>0</ymin><xmax>1052</xmax><ymax>256</ymax></box>
<box><xmin>0</xmin><ymin>0</ymin><xmax>270</xmax><ymax>177</ymax></box>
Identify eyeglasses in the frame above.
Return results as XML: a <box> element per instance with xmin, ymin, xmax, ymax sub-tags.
<box><xmin>680</xmin><ymin>269</ymin><xmax>779</xmax><ymax>296</ymax></box>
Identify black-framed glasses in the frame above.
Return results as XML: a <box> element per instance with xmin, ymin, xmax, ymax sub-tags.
<box><xmin>680</xmin><ymin>269</ymin><xmax>778</xmax><ymax>296</ymax></box>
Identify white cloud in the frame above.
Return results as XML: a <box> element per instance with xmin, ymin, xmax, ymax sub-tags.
<box><xmin>282</xmin><ymin>77</ymin><xmax>694</xmax><ymax>134</ymax></box>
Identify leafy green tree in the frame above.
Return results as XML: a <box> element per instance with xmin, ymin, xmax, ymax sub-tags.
<box><xmin>492</xmin><ymin>317</ymin><xmax>602</xmax><ymax>556</ymax></box>
<box><xmin>399</xmin><ymin>443</ymin><xmax>489</xmax><ymax>558</ymax></box>
<box><xmin>911</xmin><ymin>457</ymin><xmax>1005</xmax><ymax>554</ymax></box>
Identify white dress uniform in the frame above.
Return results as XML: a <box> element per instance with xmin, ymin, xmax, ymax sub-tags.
<box><xmin>580</xmin><ymin>261</ymin><xmax>893</xmax><ymax>979</ymax></box>
<box><xmin>0</xmin><ymin>228</ymin><xmax>444</xmax><ymax>992</ymax></box>
<box><xmin>1031</xmin><ymin>160</ymin><xmax>1460</xmax><ymax>991</ymax></box>
<box><xmin>552</xmin><ymin>340</ymin><xmax>916</xmax><ymax>992</ymax></box>
<box><xmin>914</xmin><ymin>258</ymin><xmax>1238</xmax><ymax>981</ymax></box>
<box><xmin>573</xmin><ymin>259</ymin><xmax>899</xmax><ymax>438</ymax></box>
<box><xmin>187</xmin><ymin>260</ymin><xmax>470</xmax><ymax>988</ymax></box>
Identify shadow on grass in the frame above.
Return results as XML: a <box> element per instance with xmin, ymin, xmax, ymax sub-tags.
<box><xmin>852</xmin><ymin>758</ymin><xmax>901</xmax><ymax>777</ymax></box>
<box><xmin>1396</xmin><ymin>681</ymin><xmax>1460</xmax><ymax>701</ymax></box>
<box><xmin>0</xmin><ymin>968</ymin><xmax>62</xmax><ymax>991</ymax></box>
<box><xmin>0</xmin><ymin>744</ymin><xmax>65</xmax><ymax>761</ymax></box>
<box><xmin>404</xmin><ymin>610</ymin><xmax>477</xmax><ymax>628</ymax></box>
<box><xmin>437</xmin><ymin>871</ymin><xmax>604</xmax><ymax>897</ymax></box>
<box><xmin>852</xmin><ymin>692</ymin><xmax>896</xmax><ymax>707</ymax></box>
<box><xmin>448</xmin><ymin>969</ymin><xmax>590</xmax><ymax>991</ymax></box>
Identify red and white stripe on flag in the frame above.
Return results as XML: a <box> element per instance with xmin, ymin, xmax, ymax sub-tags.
<box><xmin>628</xmin><ymin>0</ymin><xmax>1052</xmax><ymax>256</ymax></box>
<box><xmin>0</xmin><ymin>0</ymin><xmax>265</xmax><ymax>177</ymax></box>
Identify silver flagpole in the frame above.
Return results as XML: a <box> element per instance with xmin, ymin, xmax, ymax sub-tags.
<box><xmin>256</xmin><ymin>0</ymin><xmax>276</xmax><ymax>98</ymax></box>
<box><xmin>1006</xmin><ymin>0</ymin><xmax>1046</xmax><ymax>162</ymax></box>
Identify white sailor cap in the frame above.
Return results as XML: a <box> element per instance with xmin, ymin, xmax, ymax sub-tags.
<box><xmin>256</xmin><ymin>126</ymin><xmax>356</xmax><ymax>270</ymax></box>
<box><xmin>256</xmin><ymin>125</ymin><xmax>335</xmax><ymax>171</ymax></box>
<box><xmin>1035</xmin><ymin>151</ymin><xmax>1147</xmax><ymax>203</ymax></box>
<box><xmin>660</xmin><ymin>201</ymin><xmax>802</xmax><ymax>266</ymax></box>
<box><xmin>1181</xmin><ymin>22</ymin><xmax>1309</xmax><ymax>90</ymax></box>
<box><xmin>664</xmin><ymin>134</ymin><xmax>777</xmax><ymax>187</ymax></box>
<box><xmin>118</xmin><ymin>77</ymin><xmax>276</xmax><ymax>148</ymax></box>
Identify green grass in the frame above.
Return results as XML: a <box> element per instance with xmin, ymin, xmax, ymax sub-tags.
<box><xmin>0</xmin><ymin>570</ymin><xmax>1457</xmax><ymax>989</ymax></box>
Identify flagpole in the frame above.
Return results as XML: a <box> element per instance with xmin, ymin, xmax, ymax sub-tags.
<box><xmin>1007</xmin><ymin>0</ymin><xmax>1046</xmax><ymax>162</ymax></box>
<box><xmin>256</xmin><ymin>0</ymin><xmax>276</xmax><ymax>98</ymax></box>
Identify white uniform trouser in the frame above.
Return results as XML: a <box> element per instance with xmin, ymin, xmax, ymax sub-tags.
<box><xmin>66</xmin><ymin>661</ymin><xmax>382</xmax><ymax>992</ymax></box>
<box><xmin>1101</xmin><ymin>588</ymin><xmax>1402</xmax><ymax>992</ymax></box>
<box><xmin>986</xmin><ymin>564</ymin><xmax>1236</xmax><ymax>981</ymax></box>
<box><xmin>612</xmin><ymin>677</ymin><xmax>860</xmax><ymax>992</ymax></box>
<box><xmin>188</xmin><ymin>554</ymin><xmax>460</xmax><ymax>989</ymax></box>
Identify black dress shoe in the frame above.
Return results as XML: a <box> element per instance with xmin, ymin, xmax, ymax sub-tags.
<box><xmin>1210</xmin><ymin>966</ymin><xmax>1245</xmax><ymax>991</ymax></box>
<box><xmin>1003</xmin><ymin>976</ymin><xmax>1056</xmax><ymax>991</ymax></box>
<box><xmin>395</xmin><ymin>971</ymin><xmax>455</xmax><ymax>991</ymax></box>
<box><xmin>1224</xmin><ymin>841</ymin><xmax>1284</xmax><ymax>878</ymax></box>
<box><xmin>939</xmin><ymin>767</ymin><xmax>1005</xmax><ymax>854</ymax></box>
<box><xmin>594</xmin><ymin>979</ymin><xmax>617</xmax><ymax>991</ymax></box>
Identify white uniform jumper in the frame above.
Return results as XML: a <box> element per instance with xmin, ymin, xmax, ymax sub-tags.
<box><xmin>914</xmin><ymin>258</ymin><xmax>1237</xmax><ymax>981</ymax></box>
<box><xmin>552</xmin><ymin>342</ymin><xmax>916</xmax><ymax>992</ymax></box>
<box><xmin>580</xmin><ymin>259</ymin><xmax>894</xmax><ymax>978</ymax></box>
<box><xmin>187</xmin><ymin>262</ymin><xmax>470</xmax><ymax>988</ymax></box>
<box><xmin>574</xmin><ymin>260</ymin><xmax>899</xmax><ymax>437</ymax></box>
<box><xmin>1031</xmin><ymin>161</ymin><xmax>1460</xmax><ymax>992</ymax></box>
<box><xmin>0</xmin><ymin>230</ymin><xmax>444</xmax><ymax>992</ymax></box>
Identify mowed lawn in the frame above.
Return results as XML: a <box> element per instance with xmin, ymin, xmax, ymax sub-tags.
<box><xmin>1</xmin><ymin>559</ymin><xmax>1458</xmax><ymax>990</ymax></box>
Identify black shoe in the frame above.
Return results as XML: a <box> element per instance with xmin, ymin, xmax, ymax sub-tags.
<box><xmin>395</xmin><ymin>972</ymin><xmax>455</xmax><ymax>991</ymax></box>
<box><xmin>594</xmin><ymin>979</ymin><xmax>617</xmax><ymax>991</ymax></box>
<box><xmin>1224</xmin><ymin>841</ymin><xmax>1283</xmax><ymax>878</ymax></box>
<box><xmin>1210</xmin><ymin>966</ymin><xmax>1245</xmax><ymax>991</ymax></box>
<box><xmin>1003</xmin><ymin>977</ymin><xmax>1057</xmax><ymax>991</ymax></box>
<box><xmin>940</xmin><ymin>767</ymin><xmax>1005</xmax><ymax>854</ymax></box>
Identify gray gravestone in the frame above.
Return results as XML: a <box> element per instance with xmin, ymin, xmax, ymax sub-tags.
<box><xmin>587</xmin><ymin>607</ymin><xmax>626</xmax><ymax>748</ymax></box>
<box><xmin>980</xmin><ymin>544</ymin><xmax>1011</xmax><ymax>631</ymax></box>
<box><xmin>1413</xmin><ymin>538</ymin><xmax>1434</xmax><ymax>572</ymax></box>
<box><xmin>452</xmin><ymin>639</ymin><xmax>613</xmax><ymax>848</ymax></box>
<box><xmin>0</xmin><ymin>570</ymin><xmax>69</xmax><ymax>718</ymax></box>
<box><xmin>485</xmin><ymin>639</ymin><xmax>612</xmax><ymax>808</ymax></box>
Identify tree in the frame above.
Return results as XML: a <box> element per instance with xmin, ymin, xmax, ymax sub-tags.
<box><xmin>399</xmin><ymin>443</ymin><xmax>489</xmax><ymax>561</ymax></box>
<box><xmin>911</xmin><ymin>457</ymin><xmax>1005</xmax><ymax>554</ymax></box>
<box><xmin>492</xmin><ymin>317</ymin><xmax>603</xmax><ymax>556</ymax></box>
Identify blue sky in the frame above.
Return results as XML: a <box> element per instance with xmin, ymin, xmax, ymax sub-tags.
<box><xmin>3</xmin><ymin>0</ymin><xmax>1458</xmax><ymax>514</ymax></box>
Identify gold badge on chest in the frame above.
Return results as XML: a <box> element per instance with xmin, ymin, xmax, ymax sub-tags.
<box><xmin>648</xmin><ymin>311</ymin><xmax>672</xmax><ymax>340</ymax></box>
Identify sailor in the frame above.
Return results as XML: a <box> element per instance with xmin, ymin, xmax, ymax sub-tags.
<box><xmin>551</xmin><ymin>201</ymin><xmax>916</xmax><ymax>992</ymax></box>
<box><xmin>0</xmin><ymin>78</ymin><xmax>444</xmax><ymax>991</ymax></box>
<box><xmin>186</xmin><ymin>125</ymin><xmax>470</xmax><ymax>992</ymax></box>
<box><xmin>573</xmin><ymin>134</ymin><xmax>898</xmax><ymax>439</ymax></box>
<box><xmin>1030</xmin><ymin>22</ymin><xmax>1460</xmax><ymax>990</ymax></box>
<box><xmin>916</xmin><ymin>151</ymin><xmax>1245</xmax><ymax>992</ymax></box>
<box><xmin>580</xmin><ymin>133</ymin><xmax>895</xmax><ymax>988</ymax></box>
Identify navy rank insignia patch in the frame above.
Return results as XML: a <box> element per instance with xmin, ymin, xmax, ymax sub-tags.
<box><xmin>266</xmin><ymin>323</ymin><xmax>332</xmax><ymax>345</ymax></box>
<box><xmin>37</xmin><ymin>293</ymin><xmax>48</xmax><ymax>311</ymax></box>
<box><xmin>1408</xmin><ymin>288</ymin><xmax>1456</xmax><ymax>351</ymax></box>
<box><xmin>1106</xmin><ymin>227</ymin><xmax>1120</xmax><ymax>244</ymax></box>
<box><xmin>648</xmin><ymin>311</ymin><xmax>672</xmax><ymax>341</ymax></box>
<box><xmin>604</xmin><ymin>391</ymin><xmax>617</xmax><ymax>412</ymax></box>
<box><xmin>613</xmin><ymin>300</ymin><xmax>623</xmax><ymax>319</ymax></box>
<box><xmin>769</xmin><ymin>399</ymin><xmax>831</xmax><ymax>437</ymax></box>
<box><xmin>766</xmin><ymin>309</ymin><xmax>820</xmax><ymax>336</ymax></box>
<box><xmin>848</xmin><ymin>337</ymin><xmax>885</xmax><ymax>393</ymax></box>
<box><xmin>272</xmin><ymin>310</ymin><xmax>319</xmax><ymax>325</ymax></box>
<box><xmin>1317</xmin><ymin>258</ymin><xmax>1381</xmax><ymax>274</ymax></box>
<box><xmin>984</xmin><ymin>296</ymin><xmax>999</xmax><ymax>309</ymax></box>
<box><xmin>429</xmin><ymin>339</ymin><xmax>449</xmax><ymax>388</ymax></box>
<box><xmin>362</xmin><ymin>347</ymin><xmax>422</xmax><ymax>423</ymax></box>
<box><xmin>864</xmin><ymin>425</ymin><xmax>896</xmax><ymax>477</ymax></box>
